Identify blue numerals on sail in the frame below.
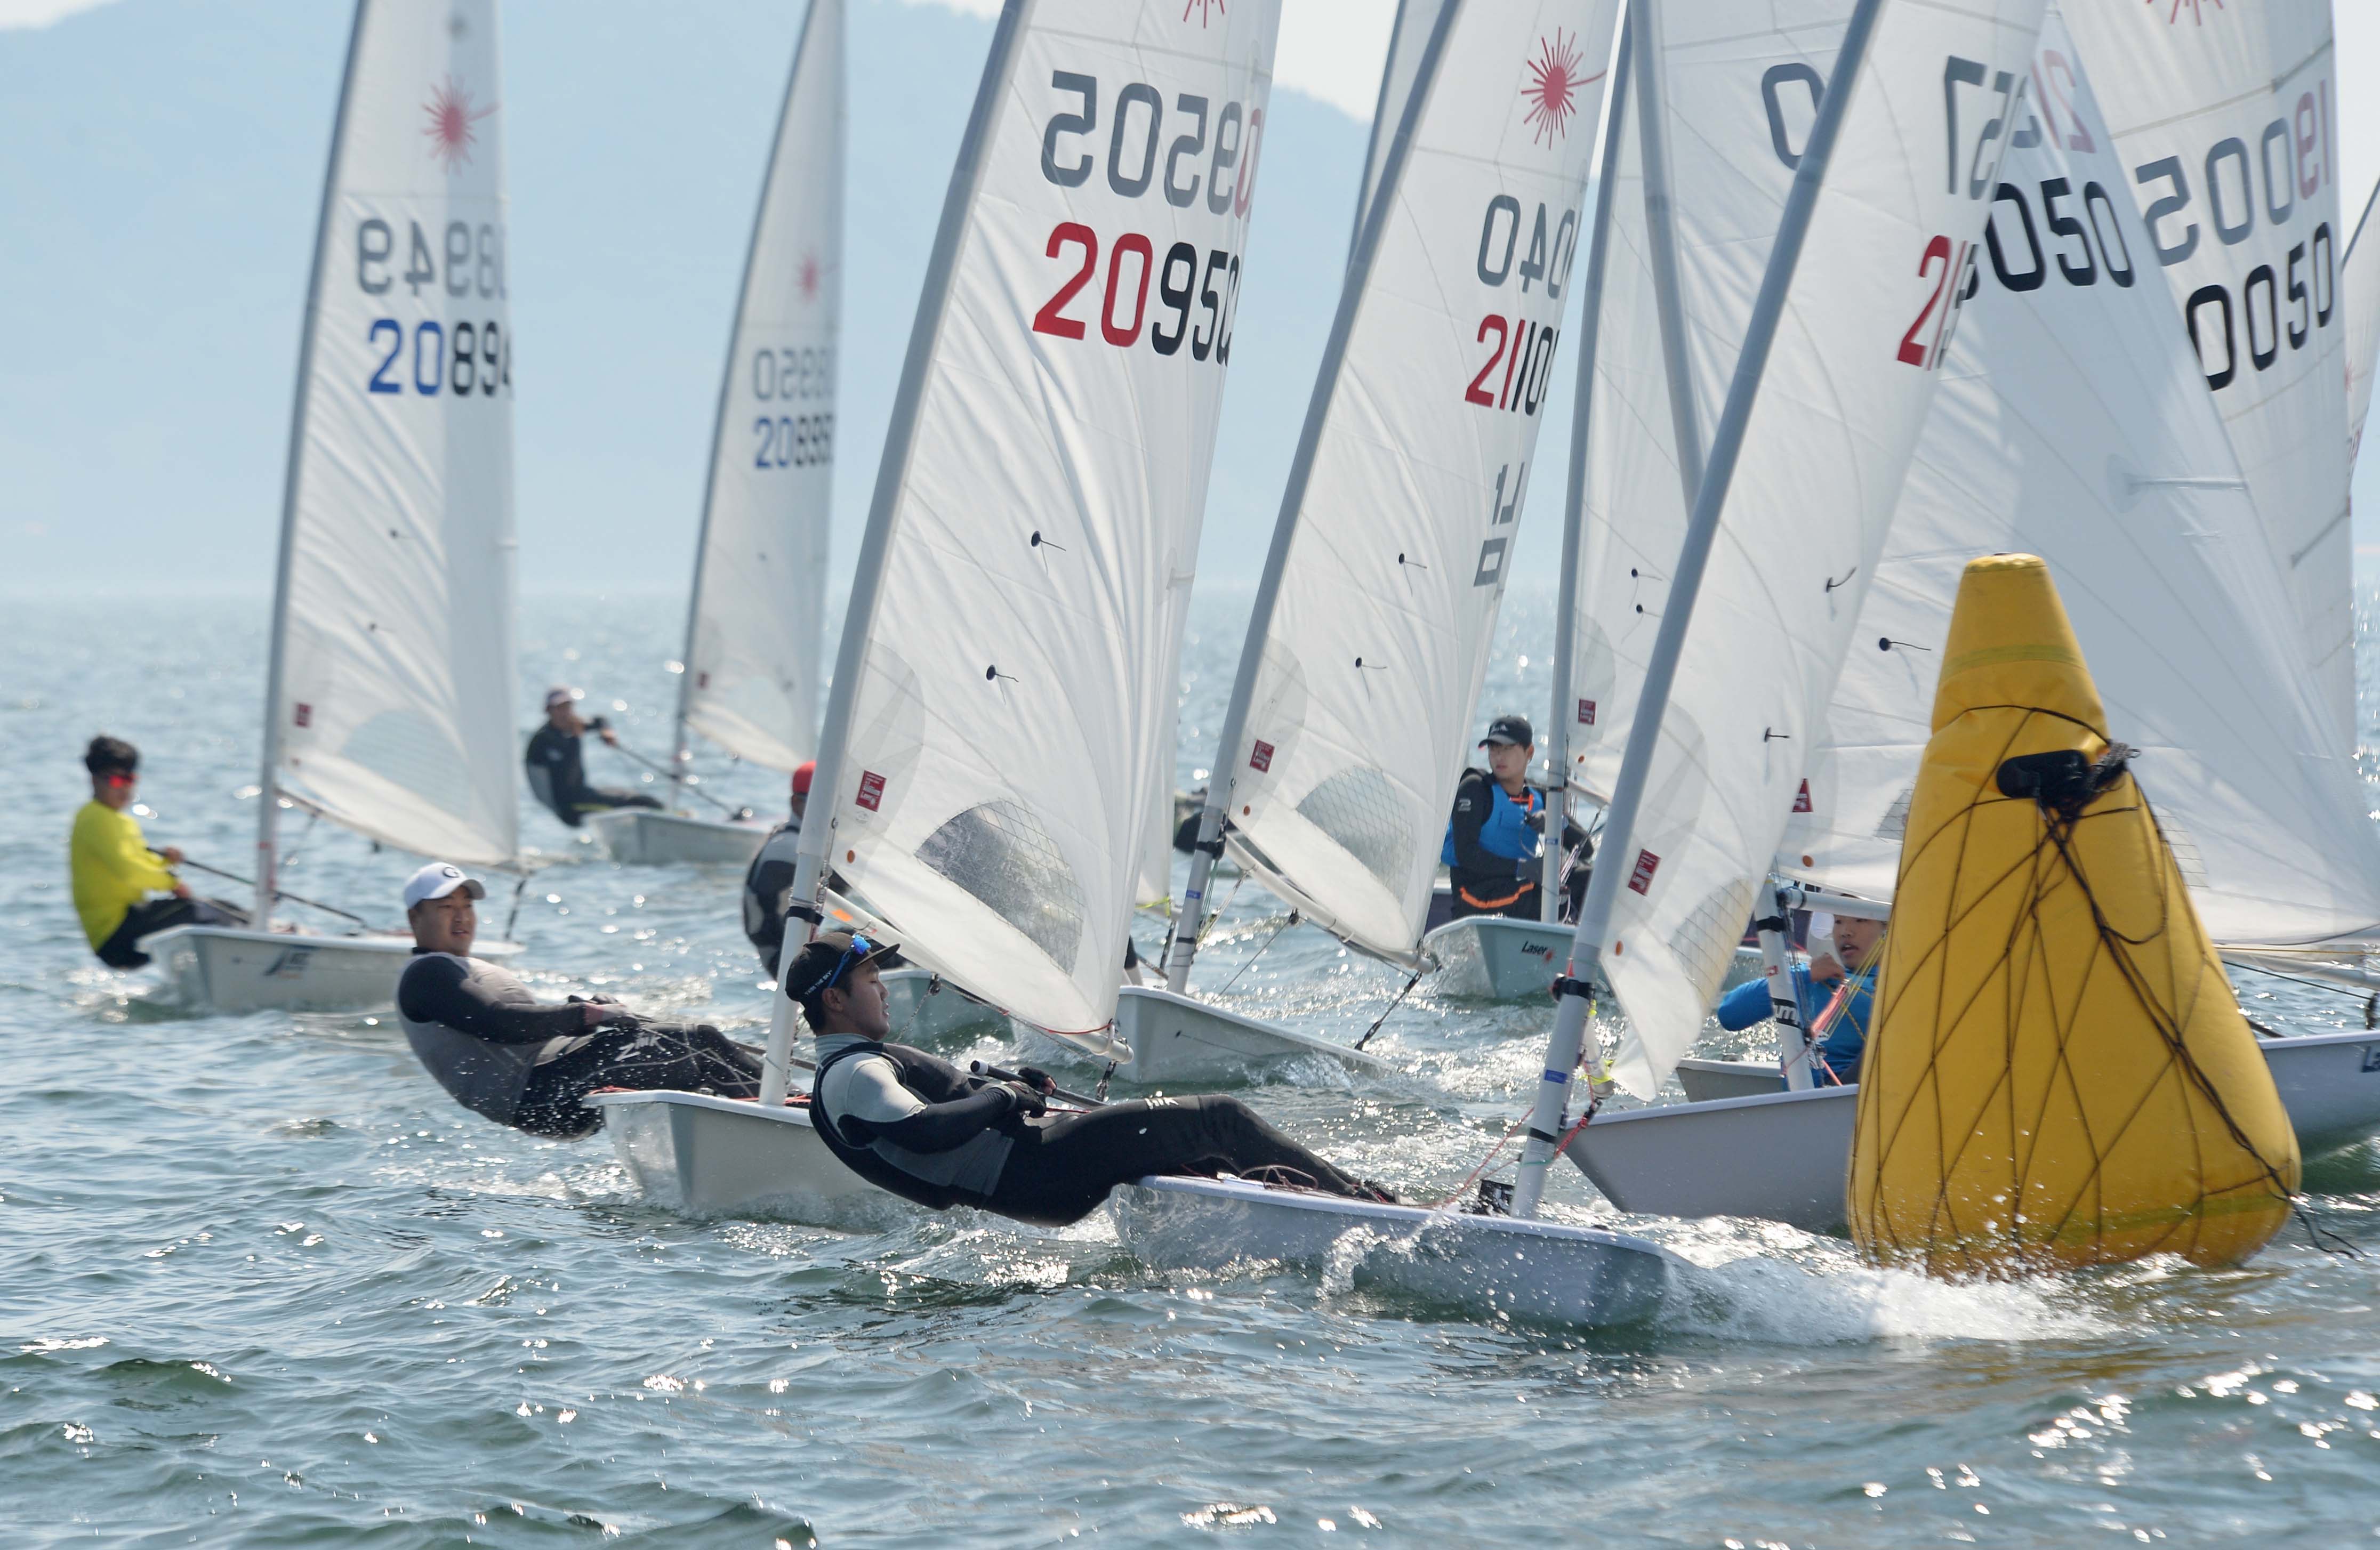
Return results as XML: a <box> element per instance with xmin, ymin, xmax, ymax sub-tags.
<box><xmin>751</xmin><ymin>345</ymin><xmax>835</xmax><ymax>471</ymax></box>
<box><xmin>356</xmin><ymin>216</ymin><xmax>511</xmax><ymax>398</ymax></box>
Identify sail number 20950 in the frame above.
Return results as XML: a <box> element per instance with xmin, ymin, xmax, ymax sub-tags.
<box><xmin>1029</xmin><ymin>71</ymin><xmax>1260</xmax><ymax>363</ymax></box>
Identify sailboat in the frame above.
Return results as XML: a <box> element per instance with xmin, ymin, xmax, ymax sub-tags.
<box><xmin>1115</xmin><ymin>0</ymin><xmax>2043</xmax><ymax>1312</ymax></box>
<box><xmin>2063</xmin><ymin>2</ymin><xmax>2355</xmax><ymax>757</ymax></box>
<box><xmin>1563</xmin><ymin>4</ymin><xmax>2380</xmax><ymax>1233</ymax></box>
<box><xmin>1146</xmin><ymin>0</ymin><xmax>1622</xmax><ymax>1083</ymax></box>
<box><xmin>583</xmin><ymin>0</ymin><xmax>842</xmax><ymax>869</ymax></box>
<box><xmin>597</xmin><ymin>0</ymin><xmax>1302</xmax><ymax>1217</ymax></box>
<box><xmin>142</xmin><ymin>0</ymin><xmax>528</xmax><ymax>1015</ymax></box>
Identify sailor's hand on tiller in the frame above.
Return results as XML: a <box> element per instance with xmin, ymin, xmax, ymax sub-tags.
<box><xmin>159</xmin><ymin>845</ymin><xmax>184</xmax><ymax>866</ymax></box>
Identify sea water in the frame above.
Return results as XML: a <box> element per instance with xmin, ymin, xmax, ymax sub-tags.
<box><xmin>6</xmin><ymin>590</ymin><xmax>2380</xmax><ymax>1545</ymax></box>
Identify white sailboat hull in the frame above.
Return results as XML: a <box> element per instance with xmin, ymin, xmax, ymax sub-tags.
<box><xmin>1421</xmin><ymin>915</ymin><xmax>1573</xmax><ymax>999</ymax></box>
<box><xmin>583</xmin><ymin>1091</ymin><xmax>887</xmax><ymax>1221</ymax></box>
<box><xmin>584</xmin><ymin>808</ymin><xmax>770</xmax><ymax>868</ymax></box>
<box><xmin>1568</xmin><ymin>1085</ymin><xmax>1857</xmax><ymax>1233</ymax></box>
<box><xmin>1425</xmin><ymin>916</ymin><xmax>1765</xmax><ymax>1003</ymax></box>
<box><xmin>1578</xmin><ymin>1035</ymin><xmax>2380</xmax><ymax>1231</ymax></box>
<box><xmin>1110</xmin><ymin>1174</ymin><xmax>1676</xmax><ymax>1326</ymax></box>
<box><xmin>1104</xmin><ymin>985</ymin><xmax>1397</xmax><ymax>1085</ymax></box>
<box><xmin>139</xmin><ymin>925</ymin><xmax>525</xmax><ymax>1015</ymax></box>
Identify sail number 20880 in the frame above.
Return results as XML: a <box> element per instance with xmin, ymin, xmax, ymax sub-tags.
<box><xmin>1028</xmin><ymin>72</ymin><xmax>1261</xmax><ymax>362</ymax></box>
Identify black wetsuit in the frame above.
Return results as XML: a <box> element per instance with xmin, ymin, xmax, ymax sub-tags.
<box><xmin>524</xmin><ymin>720</ymin><xmax>663</xmax><ymax>829</ymax></box>
<box><xmin>397</xmin><ymin>952</ymin><xmax>762</xmax><ymax>1139</ymax></box>
<box><xmin>95</xmin><ymin>896</ymin><xmax>247</xmax><ymax>968</ymax></box>
<box><xmin>741</xmin><ymin>818</ymin><xmax>803</xmax><ymax>974</ymax></box>
<box><xmin>806</xmin><ymin>1036</ymin><xmax>1373</xmax><ymax>1226</ymax></box>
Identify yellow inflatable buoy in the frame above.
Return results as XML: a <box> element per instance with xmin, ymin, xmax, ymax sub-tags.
<box><xmin>1848</xmin><ymin>554</ymin><xmax>2297</xmax><ymax>1275</ymax></box>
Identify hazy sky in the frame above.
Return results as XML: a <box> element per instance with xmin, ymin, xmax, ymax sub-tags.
<box><xmin>5</xmin><ymin>0</ymin><xmax>2380</xmax><ymax>599</ymax></box>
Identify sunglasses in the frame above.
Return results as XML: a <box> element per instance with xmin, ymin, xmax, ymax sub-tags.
<box><xmin>818</xmin><ymin>934</ymin><xmax>873</xmax><ymax>996</ymax></box>
<box><xmin>100</xmin><ymin>771</ymin><xmax>136</xmax><ymax>787</ymax></box>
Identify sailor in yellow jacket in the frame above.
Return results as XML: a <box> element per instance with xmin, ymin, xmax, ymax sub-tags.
<box><xmin>71</xmin><ymin>737</ymin><xmax>244</xmax><ymax>968</ymax></box>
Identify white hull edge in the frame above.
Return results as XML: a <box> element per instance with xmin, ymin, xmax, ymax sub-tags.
<box><xmin>1590</xmin><ymin>1033</ymin><xmax>2380</xmax><ymax>1231</ymax></box>
<box><xmin>584</xmin><ymin>808</ymin><xmax>771</xmax><ymax>868</ymax></box>
<box><xmin>1105</xmin><ymin>986</ymin><xmax>1397</xmax><ymax>1084</ymax></box>
<box><xmin>1420</xmin><ymin>915</ymin><xmax>1572</xmax><ymax>999</ymax></box>
<box><xmin>139</xmin><ymin>925</ymin><xmax>523</xmax><ymax>1014</ymax></box>
<box><xmin>584</xmin><ymin>1091</ymin><xmax>902</xmax><ymax>1226</ymax></box>
<box><xmin>1567</xmin><ymin>1085</ymin><xmax>1857</xmax><ymax>1233</ymax></box>
<box><xmin>1110</xmin><ymin>1174</ymin><xmax>1675</xmax><ymax>1326</ymax></box>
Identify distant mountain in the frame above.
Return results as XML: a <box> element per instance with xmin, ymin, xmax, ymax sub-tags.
<box><xmin>0</xmin><ymin>0</ymin><xmax>1584</xmax><ymax>600</ymax></box>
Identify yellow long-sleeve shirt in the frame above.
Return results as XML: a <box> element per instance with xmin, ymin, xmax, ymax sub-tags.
<box><xmin>70</xmin><ymin>800</ymin><xmax>178</xmax><ymax>949</ymax></box>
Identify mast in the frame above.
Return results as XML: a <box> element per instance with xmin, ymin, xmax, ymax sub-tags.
<box><xmin>671</xmin><ymin>0</ymin><xmax>833</xmax><ymax>810</ymax></box>
<box><xmin>1349</xmin><ymin>0</ymin><xmax>1418</xmax><ymax>261</ymax></box>
<box><xmin>1162</xmin><ymin>0</ymin><xmax>1466</xmax><ymax>995</ymax></box>
<box><xmin>254</xmin><ymin>0</ymin><xmax>371</xmax><ymax>933</ymax></box>
<box><xmin>764</xmin><ymin>0</ymin><xmax>1030</xmax><ymax>1107</ymax></box>
<box><xmin>1510</xmin><ymin>0</ymin><xmax>1887</xmax><ymax>1219</ymax></box>
<box><xmin>1541</xmin><ymin>6</ymin><xmax>1633</xmax><ymax>923</ymax></box>
<box><xmin>1631</xmin><ymin>0</ymin><xmax>1703</xmax><ymax>505</ymax></box>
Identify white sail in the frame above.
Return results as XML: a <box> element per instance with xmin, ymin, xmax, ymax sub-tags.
<box><xmin>1213</xmin><ymin>0</ymin><xmax>1621</xmax><ymax>964</ymax></box>
<box><xmin>799</xmin><ymin>0</ymin><xmax>1283</xmax><ymax>1036</ymax></box>
<box><xmin>1789</xmin><ymin>8</ymin><xmax>2380</xmax><ymax>947</ymax></box>
<box><xmin>1349</xmin><ymin>0</ymin><xmax>1454</xmax><ymax>255</ymax></box>
<box><xmin>1577</xmin><ymin>0</ymin><xmax>2048</xmax><ymax>1098</ymax></box>
<box><xmin>676</xmin><ymin>0</ymin><xmax>843</xmax><ymax>775</ymax></box>
<box><xmin>264</xmin><ymin>0</ymin><xmax>517</xmax><ymax>872</ymax></box>
<box><xmin>2347</xmin><ymin>179</ymin><xmax>2380</xmax><ymax>469</ymax></box>
<box><xmin>2059</xmin><ymin>3</ymin><xmax>2351</xmax><ymax>750</ymax></box>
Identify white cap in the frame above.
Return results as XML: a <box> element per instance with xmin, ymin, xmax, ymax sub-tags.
<box><xmin>544</xmin><ymin>685</ymin><xmax>584</xmax><ymax>711</ymax></box>
<box><xmin>403</xmin><ymin>861</ymin><xmax>487</xmax><ymax>910</ymax></box>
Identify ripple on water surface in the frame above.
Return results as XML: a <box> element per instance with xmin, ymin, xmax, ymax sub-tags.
<box><xmin>9</xmin><ymin>593</ymin><xmax>2380</xmax><ymax>1543</ymax></box>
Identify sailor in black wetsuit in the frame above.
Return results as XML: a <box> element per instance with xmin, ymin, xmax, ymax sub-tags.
<box><xmin>790</xmin><ymin>931</ymin><xmax>1391</xmax><ymax>1226</ymax></box>
<box><xmin>394</xmin><ymin>862</ymin><xmax>765</xmax><ymax>1137</ymax></box>
<box><xmin>742</xmin><ymin>761</ymin><xmax>813</xmax><ymax>975</ymax></box>
<box><xmin>524</xmin><ymin>685</ymin><xmax>665</xmax><ymax>830</ymax></box>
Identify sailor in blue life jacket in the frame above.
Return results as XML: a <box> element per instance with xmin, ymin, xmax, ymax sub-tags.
<box><xmin>1713</xmin><ymin>911</ymin><xmax>1886</xmax><ymax>1084</ymax></box>
<box><xmin>793</xmin><ymin>931</ymin><xmax>1394</xmax><ymax>1226</ymax></box>
<box><xmin>1441</xmin><ymin>714</ymin><xmax>1590</xmax><ymax>922</ymax></box>
<box><xmin>394</xmin><ymin>862</ymin><xmax>767</xmax><ymax>1137</ymax></box>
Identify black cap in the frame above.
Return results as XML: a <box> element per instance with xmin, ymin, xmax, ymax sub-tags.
<box><xmin>781</xmin><ymin>929</ymin><xmax>905</xmax><ymax>1003</ymax></box>
<box><xmin>1479</xmin><ymin>714</ymin><xmax>1534</xmax><ymax>748</ymax></box>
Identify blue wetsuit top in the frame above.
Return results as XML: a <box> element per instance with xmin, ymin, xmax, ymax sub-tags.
<box><xmin>1715</xmin><ymin>964</ymin><xmax>1873</xmax><ymax>1083</ymax></box>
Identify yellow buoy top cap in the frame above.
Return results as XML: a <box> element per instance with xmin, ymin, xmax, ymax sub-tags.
<box><xmin>1930</xmin><ymin>554</ymin><xmax>2106</xmax><ymax>737</ymax></box>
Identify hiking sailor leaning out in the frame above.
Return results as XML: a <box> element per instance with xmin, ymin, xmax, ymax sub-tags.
<box><xmin>792</xmin><ymin>931</ymin><xmax>1395</xmax><ymax>1226</ymax></box>
<box><xmin>395</xmin><ymin>862</ymin><xmax>766</xmax><ymax>1137</ymax></box>
<box><xmin>524</xmin><ymin>685</ymin><xmax>665</xmax><ymax>830</ymax></box>
<box><xmin>70</xmin><ymin>735</ymin><xmax>247</xmax><ymax>968</ymax></box>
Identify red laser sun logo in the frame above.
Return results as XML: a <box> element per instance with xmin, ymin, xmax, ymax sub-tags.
<box><xmin>798</xmin><ymin>252</ymin><xmax>822</xmax><ymax>304</ymax></box>
<box><xmin>423</xmin><ymin>76</ymin><xmax>496</xmax><ymax>173</ymax></box>
<box><xmin>1181</xmin><ymin>0</ymin><xmax>1224</xmax><ymax>24</ymax></box>
<box><xmin>1522</xmin><ymin>30</ymin><xmax>1586</xmax><ymax>144</ymax></box>
<box><xmin>2153</xmin><ymin>0</ymin><xmax>2222</xmax><ymax>22</ymax></box>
